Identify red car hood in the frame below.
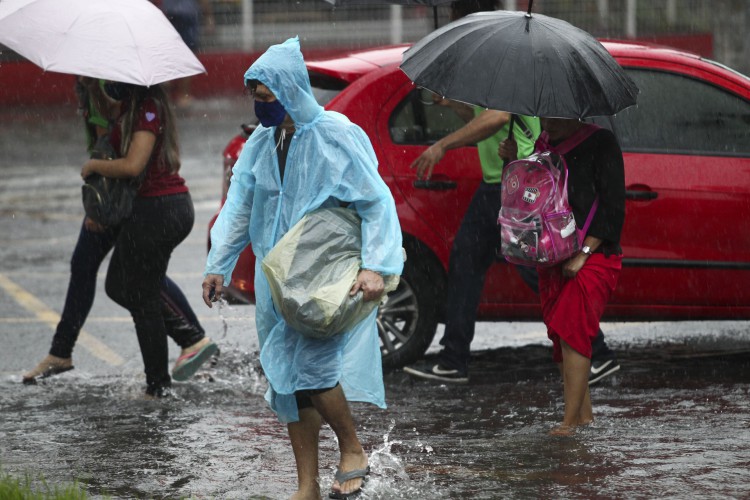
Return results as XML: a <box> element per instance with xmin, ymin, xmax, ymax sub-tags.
<box><xmin>305</xmin><ymin>45</ymin><xmax>409</xmax><ymax>83</ymax></box>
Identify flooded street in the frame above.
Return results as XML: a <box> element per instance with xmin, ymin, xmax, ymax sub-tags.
<box><xmin>1</xmin><ymin>101</ymin><xmax>750</xmax><ymax>499</ymax></box>
<box><xmin>3</xmin><ymin>334</ymin><xmax>749</xmax><ymax>499</ymax></box>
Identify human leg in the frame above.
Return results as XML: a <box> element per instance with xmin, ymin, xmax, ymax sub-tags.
<box><xmin>405</xmin><ymin>183</ymin><xmax>502</xmax><ymax>380</ymax></box>
<box><xmin>308</xmin><ymin>385</ymin><xmax>368</xmax><ymax>497</ymax></box>
<box><xmin>23</xmin><ymin>220</ymin><xmax>116</xmax><ymax>382</ymax></box>
<box><xmin>106</xmin><ymin>194</ymin><xmax>194</xmax><ymax>395</ymax></box>
<box><xmin>288</xmin><ymin>401</ymin><xmax>323</xmax><ymax>500</ymax></box>
<box><xmin>550</xmin><ymin>339</ymin><xmax>593</xmax><ymax>436</ymax></box>
<box><xmin>161</xmin><ymin>275</ymin><xmax>205</xmax><ymax>347</ymax></box>
<box><xmin>540</xmin><ymin>256</ymin><xmax>621</xmax><ymax>434</ymax></box>
<box><xmin>590</xmin><ymin>332</ymin><xmax>621</xmax><ymax>385</ymax></box>
<box><xmin>51</xmin><ymin>220</ymin><xmax>117</xmax><ymax>358</ymax></box>
<box><xmin>160</xmin><ymin>275</ymin><xmax>219</xmax><ymax>381</ymax></box>
<box><xmin>516</xmin><ymin>263</ymin><xmax>620</xmax><ymax>384</ymax></box>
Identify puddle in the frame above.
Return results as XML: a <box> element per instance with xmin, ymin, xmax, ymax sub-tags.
<box><xmin>2</xmin><ymin>343</ymin><xmax>749</xmax><ymax>499</ymax></box>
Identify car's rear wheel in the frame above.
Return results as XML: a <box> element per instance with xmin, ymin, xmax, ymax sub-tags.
<box><xmin>377</xmin><ymin>252</ymin><xmax>444</xmax><ymax>370</ymax></box>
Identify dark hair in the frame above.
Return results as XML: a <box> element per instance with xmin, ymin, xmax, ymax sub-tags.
<box><xmin>450</xmin><ymin>0</ymin><xmax>501</xmax><ymax>20</ymax></box>
<box><xmin>120</xmin><ymin>84</ymin><xmax>181</xmax><ymax>173</ymax></box>
<box><xmin>245</xmin><ymin>79</ymin><xmax>260</xmax><ymax>93</ymax></box>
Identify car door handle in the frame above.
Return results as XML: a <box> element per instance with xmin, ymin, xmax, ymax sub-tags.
<box><xmin>413</xmin><ymin>179</ymin><xmax>457</xmax><ymax>190</ymax></box>
<box><xmin>625</xmin><ymin>190</ymin><xmax>658</xmax><ymax>201</ymax></box>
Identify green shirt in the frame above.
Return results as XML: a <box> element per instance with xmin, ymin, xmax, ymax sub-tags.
<box><xmin>83</xmin><ymin>80</ymin><xmax>110</xmax><ymax>152</ymax></box>
<box><xmin>474</xmin><ymin>108</ymin><xmax>540</xmax><ymax>183</ymax></box>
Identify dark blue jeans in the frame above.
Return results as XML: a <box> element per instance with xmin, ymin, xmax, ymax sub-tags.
<box><xmin>49</xmin><ymin>213</ymin><xmax>204</xmax><ymax>360</ymax></box>
<box><xmin>438</xmin><ymin>182</ymin><xmax>614</xmax><ymax>373</ymax></box>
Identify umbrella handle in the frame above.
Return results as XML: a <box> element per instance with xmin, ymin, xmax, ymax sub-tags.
<box><xmin>507</xmin><ymin>114</ymin><xmax>516</xmax><ymax>142</ymax></box>
<box><xmin>502</xmin><ymin>114</ymin><xmax>517</xmax><ymax>168</ymax></box>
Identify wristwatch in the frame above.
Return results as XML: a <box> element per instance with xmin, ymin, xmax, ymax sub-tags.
<box><xmin>581</xmin><ymin>245</ymin><xmax>593</xmax><ymax>255</ymax></box>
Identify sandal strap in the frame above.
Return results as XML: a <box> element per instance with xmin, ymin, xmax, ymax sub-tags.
<box><xmin>175</xmin><ymin>350</ymin><xmax>199</xmax><ymax>364</ymax></box>
<box><xmin>334</xmin><ymin>465</ymin><xmax>370</xmax><ymax>483</ymax></box>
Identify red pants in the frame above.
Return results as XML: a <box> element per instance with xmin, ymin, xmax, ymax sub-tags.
<box><xmin>538</xmin><ymin>254</ymin><xmax>622</xmax><ymax>363</ymax></box>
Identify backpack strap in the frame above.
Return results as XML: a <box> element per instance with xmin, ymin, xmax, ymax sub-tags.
<box><xmin>556</xmin><ymin>124</ymin><xmax>603</xmax><ymax>246</ymax></box>
<box><xmin>512</xmin><ymin>114</ymin><xmax>535</xmax><ymax>140</ymax></box>
<box><xmin>578</xmin><ymin>196</ymin><xmax>600</xmax><ymax>246</ymax></box>
<box><xmin>533</xmin><ymin>123</ymin><xmax>603</xmax><ymax>246</ymax></box>
<box><xmin>539</xmin><ymin>123</ymin><xmax>602</xmax><ymax>155</ymax></box>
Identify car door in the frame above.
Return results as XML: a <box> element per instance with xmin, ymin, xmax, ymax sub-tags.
<box><xmin>604</xmin><ymin>63</ymin><xmax>750</xmax><ymax>317</ymax></box>
<box><xmin>378</xmin><ymin>83</ymin><xmax>537</xmax><ymax>311</ymax></box>
<box><xmin>383</xmin><ymin>84</ymin><xmax>482</xmax><ymax>243</ymax></box>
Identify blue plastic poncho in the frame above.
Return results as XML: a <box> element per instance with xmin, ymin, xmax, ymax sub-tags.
<box><xmin>205</xmin><ymin>37</ymin><xmax>404</xmax><ymax>423</ymax></box>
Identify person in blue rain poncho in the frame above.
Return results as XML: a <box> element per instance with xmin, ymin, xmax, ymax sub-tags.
<box><xmin>202</xmin><ymin>37</ymin><xmax>403</xmax><ymax>500</ymax></box>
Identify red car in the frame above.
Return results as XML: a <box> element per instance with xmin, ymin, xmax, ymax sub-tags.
<box><xmin>210</xmin><ymin>41</ymin><xmax>750</xmax><ymax>369</ymax></box>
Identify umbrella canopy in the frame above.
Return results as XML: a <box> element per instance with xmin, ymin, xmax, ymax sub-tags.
<box><xmin>400</xmin><ymin>9</ymin><xmax>639</xmax><ymax>118</ymax></box>
<box><xmin>0</xmin><ymin>0</ymin><xmax>206</xmax><ymax>86</ymax></box>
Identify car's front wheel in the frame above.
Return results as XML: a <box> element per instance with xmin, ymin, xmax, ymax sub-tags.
<box><xmin>377</xmin><ymin>252</ymin><xmax>444</xmax><ymax>370</ymax></box>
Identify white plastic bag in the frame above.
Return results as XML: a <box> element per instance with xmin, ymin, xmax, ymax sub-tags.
<box><xmin>261</xmin><ymin>207</ymin><xmax>400</xmax><ymax>339</ymax></box>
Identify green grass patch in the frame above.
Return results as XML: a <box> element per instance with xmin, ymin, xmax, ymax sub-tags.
<box><xmin>0</xmin><ymin>469</ymin><xmax>93</xmax><ymax>500</ymax></box>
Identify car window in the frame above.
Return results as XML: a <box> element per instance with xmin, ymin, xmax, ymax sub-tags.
<box><xmin>613</xmin><ymin>69</ymin><xmax>750</xmax><ymax>156</ymax></box>
<box><xmin>309</xmin><ymin>71</ymin><xmax>347</xmax><ymax>107</ymax></box>
<box><xmin>389</xmin><ymin>88</ymin><xmax>470</xmax><ymax>145</ymax></box>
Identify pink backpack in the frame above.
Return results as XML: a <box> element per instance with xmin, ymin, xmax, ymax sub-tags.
<box><xmin>498</xmin><ymin>124</ymin><xmax>601</xmax><ymax>267</ymax></box>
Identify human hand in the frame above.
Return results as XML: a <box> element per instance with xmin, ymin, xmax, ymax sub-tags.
<box><xmin>432</xmin><ymin>95</ymin><xmax>452</xmax><ymax>107</ymax></box>
<box><xmin>498</xmin><ymin>138</ymin><xmax>518</xmax><ymax>163</ymax></box>
<box><xmin>410</xmin><ymin>143</ymin><xmax>445</xmax><ymax>180</ymax></box>
<box><xmin>81</xmin><ymin>159</ymin><xmax>97</xmax><ymax>179</ymax></box>
<box><xmin>562</xmin><ymin>253</ymin><xmax>587</xmax><ymax>279</ymax></box>
<box><xmin>202</xmin><ymin>274</ymin><xmax>225</xmax><ymax>307</ymax></box>
<box><xmin>349</xmin><ymin>269</ymin><xmax>385</xmax><ymax>302</ymax></box>
<box><xmin>84</xmin><ymin>217</ymin><xmax>106</xmax><ymax>233</ymax></box>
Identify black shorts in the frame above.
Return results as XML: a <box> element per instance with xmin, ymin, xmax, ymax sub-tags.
<box><xmin>295</xmin><ymin>383</ymin><xmax>339</xmax><ymax>410</ymax></box>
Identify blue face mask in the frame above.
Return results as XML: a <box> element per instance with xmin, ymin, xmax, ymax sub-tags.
<box><xmin>254</xmin><ymin>99</ymin><xmax>287</xmax><ymax>127</ymax></box>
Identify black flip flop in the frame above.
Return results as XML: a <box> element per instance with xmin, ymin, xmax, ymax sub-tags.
<box><xmin>328</xmin><ymin>465</ymin><xmax>370</xmax><ymax>499</ymax></box>
<box><xmin>22</xmin><ymin>365</ymin><xmax>74</xmax><ymax>385</ymax></box>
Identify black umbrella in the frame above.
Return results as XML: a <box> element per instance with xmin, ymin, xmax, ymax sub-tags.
<box><xmin>323</xmin><ymin>0</ymin><xmax>455</xmax><ymax>30</ymax></box>
<box><xmin>400</xmin><ymin>3</ymin><xmax>639</xmax><ymax>118</ymax></box>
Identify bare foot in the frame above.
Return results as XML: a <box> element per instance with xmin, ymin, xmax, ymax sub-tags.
<box><xmin>290</xmin><ymin>487</ymin><xmax>321</xmax><ymax>500</ymax></box>
<box><xmin>549</xmin><ymin>424</ymin><xmax>576</xmax><ymax>436</ymax></box>
<box><xmin>330</xmin><ymin>451</ymin><xmax>369</xmax><ymax>496</ymax></box>
<box><xmin>22</xmin><ymin>354</ymin><xmax>73</xmax><ymax>383</ymax></box>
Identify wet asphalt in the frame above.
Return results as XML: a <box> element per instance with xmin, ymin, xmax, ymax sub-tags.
<box><xmin>1</xmin><ymin>99</ymin><xmax>749</xmax><ymax>499</ymax></box>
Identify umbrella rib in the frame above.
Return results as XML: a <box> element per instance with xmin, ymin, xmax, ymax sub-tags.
<box><xmin>447</xmin><ymin>21</ymin><xmax>508</xmax><ymax>110</ymax></box>
<box><xmin>423</xmin><ymin>19</ymin><xmax>494</xmax><ymax>102</ymax></box>
<box><xmin>538</xmin><ymin>16</ymin><xmax>591</xmax><ymax>118</ymax></box>
<box><xmin>45</xmin><ymin>11</ymin><xmax>86</xmax><ymax>73</ymax></box>
<box><xmin>474</xmin><ymin>22</ymin><xmax>517</xmax><ymax>112</ymax></box>
<box><xmin>121</xmin><ymin>15</ymin><xmax>149</xmax><ymax>86</ymax></box>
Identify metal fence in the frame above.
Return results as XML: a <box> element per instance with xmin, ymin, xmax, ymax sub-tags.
<box><xmin>204</xmin><ymin>0</ymin><xmax>719</xmax><ymax>47</ymax></box>
<box><xmin>199</xmin><ymin>0</ymin><xmax>748</xmax><ymax>74</ymax></box>
<box><xmin>1</xmin><ymin>1</ymin><xmax>747</xmax><ymax>75</ymax></box>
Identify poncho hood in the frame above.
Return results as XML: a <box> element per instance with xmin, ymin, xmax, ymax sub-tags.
<box><xmin>244</xmin><ymin>36</ymin><xmax>323</xmax><ymax>128</ymax></box>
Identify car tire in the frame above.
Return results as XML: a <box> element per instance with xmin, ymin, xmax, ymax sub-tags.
<box><xmin>378</xmin><ymin>248</ymin><xmax>444</xmax><ymax>370</ymax></box>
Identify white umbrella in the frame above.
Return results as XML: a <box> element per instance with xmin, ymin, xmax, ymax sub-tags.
<box><xmin>0</xmin><ymin>0</ymin><xmax>206</xmax><ymax>86</ymax></box>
